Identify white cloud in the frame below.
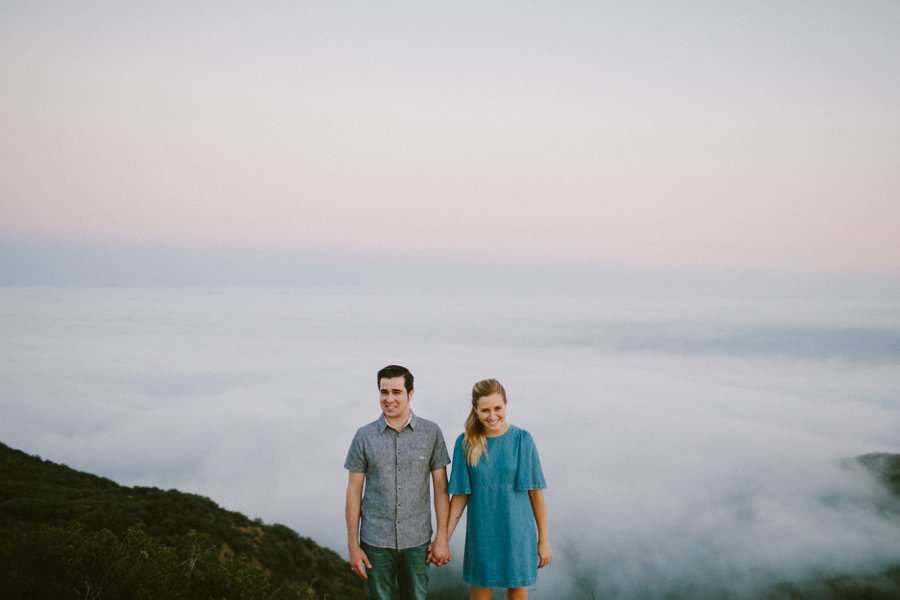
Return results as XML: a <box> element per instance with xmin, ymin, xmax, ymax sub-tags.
<box><xmin>2</xmin><ymin>282</ymin><xmax>900</xmax><ymax>597</ymax></box>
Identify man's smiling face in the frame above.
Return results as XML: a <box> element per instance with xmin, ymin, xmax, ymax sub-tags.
<box><xmin>379</xmin><ymin>376</ymin><xmax>412</xmax><ymax>422</ymax></box>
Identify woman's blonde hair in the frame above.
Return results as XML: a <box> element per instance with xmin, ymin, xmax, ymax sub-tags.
<box><xmin>463</xmin><ymin>378</ymin><xmax>507</xmax><ymax>467</ymax></box>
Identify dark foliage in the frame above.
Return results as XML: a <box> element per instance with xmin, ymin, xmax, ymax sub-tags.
<box><xmin>0</xmin><ymin>441</ymin><xmax>365</xmax><ymax>599</ymax></box>
<box><xmin>859</xmin><ymin>453</ymin><xmax>900</xmax><ymax>503</ymax></box>
<box><xmin>764</xmin><ymin>454</ymin><xmax>900</xmax><ymax>600</ymax></box>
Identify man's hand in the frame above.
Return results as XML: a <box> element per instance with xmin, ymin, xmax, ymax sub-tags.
<box><xmin>427</xmin><ymin>537</ymin><xmax>452</xmax><ymax>567</ymax></box>
<box><xmin>348</xmin><ymin>544</ymin><xmax>372</xmax><ymax>579</ymax></box>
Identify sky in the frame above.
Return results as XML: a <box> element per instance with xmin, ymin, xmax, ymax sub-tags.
<box><xmin>2</xmin><ymin>1</ymin><xmax>900</xmax><ymax>283</ymax></box>
<box><xmin>2</xmin><ymin>284</ymin><xmax>900</xmax><ymax>597</ymax></box>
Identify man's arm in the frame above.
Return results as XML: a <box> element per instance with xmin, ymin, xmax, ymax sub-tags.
<box><xmin>345</xmin><ymin>471</ymin><xmax>371</xmax><ymax>578</ymax></box>
<box><xmin>427</xmin><ymin>466</ymin><xmax>452</xmax><ymax>565</ymax></box>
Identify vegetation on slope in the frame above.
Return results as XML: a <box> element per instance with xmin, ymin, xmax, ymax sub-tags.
<box><xmin>765</xmin><ymin>454</ymin><xmax>900</xmax><ymax>600</ymax></box>
<box><xmin>0</xmin><ymin>441</ymin><xmax>365</xmax><ymax>599</ymax></box>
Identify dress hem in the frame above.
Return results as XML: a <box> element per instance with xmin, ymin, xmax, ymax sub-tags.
<box><xmin>464</xmin><ymin>577</ymin><xmax>537</xmax><ymax>588</ymax></box>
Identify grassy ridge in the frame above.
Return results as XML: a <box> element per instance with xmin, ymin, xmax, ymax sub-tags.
<box><xmin>0</xmin><ymin>441</ymin><xmax>365</xmax><ymax>599</ymax></box>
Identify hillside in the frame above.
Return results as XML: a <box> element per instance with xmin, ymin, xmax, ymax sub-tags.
<box><xmin>0</xmin><ymin>441</ymin><xmax>365</xmax><ymax>599</ymax></box>
<box><xmin>765</xmin><ymin>453</ymin><xmax>900</xmax><ymax>599</ymax></box>
<box><xmin>859</xmin><ymin>453</ymin><xmax>900</xmax><ymax>500</ymax></box>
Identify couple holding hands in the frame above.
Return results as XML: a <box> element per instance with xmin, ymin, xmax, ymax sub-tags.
<box><xmin>345</xmin><ymin>365</ymin><xmax>551</xmax><ymax>600</ymax></box>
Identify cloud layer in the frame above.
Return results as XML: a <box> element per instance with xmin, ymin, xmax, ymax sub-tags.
<box><xmin>2</xmin><ymin>280</ymin><xmax>900</xmax><ymax>597</ymax></box>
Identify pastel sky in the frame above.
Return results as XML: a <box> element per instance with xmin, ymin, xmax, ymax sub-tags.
<box><xmin>2</xmin><ymin>1</ymin><xmax>899</xmax><ymax>276</ymax></box>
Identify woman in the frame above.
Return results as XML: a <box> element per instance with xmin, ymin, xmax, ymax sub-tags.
<box><xmin>447</xmin><ymin>378</ymin><xmax>552</xmax><ymax>599</ymax></box>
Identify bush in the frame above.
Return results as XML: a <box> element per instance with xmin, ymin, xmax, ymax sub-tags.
<box><xmin>0</xmin><ymin>523</ymin><xmax>289</xmax><ymax>600</ymax></box>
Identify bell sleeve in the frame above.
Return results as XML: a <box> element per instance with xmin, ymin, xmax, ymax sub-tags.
<box><xmin>447</xmin><ymin>434</ymin><xmax>472</xmax><ymax>495</ymax></box>
<box><xmin>514</xmin><ymin>429</ymin><xmax>547</xmax><ymax>491</ymax></box>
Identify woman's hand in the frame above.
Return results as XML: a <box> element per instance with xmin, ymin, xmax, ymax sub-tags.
<box><xmin>537</xmin><ymin>539</ymin><xmax>552</xmax><ymax>568</ymax></box>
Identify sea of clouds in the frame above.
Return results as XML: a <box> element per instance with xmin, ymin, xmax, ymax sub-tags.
<box><xmin>2</xmin><ymin>278</ymin><xmax>900</xmax><ymax>598</ymax></box>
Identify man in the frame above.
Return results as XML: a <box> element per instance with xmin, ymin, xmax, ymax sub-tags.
<box><xmin>345</xmin><ymin>365</ymin><xmax>452</xmax><ymax>600</ymax></box>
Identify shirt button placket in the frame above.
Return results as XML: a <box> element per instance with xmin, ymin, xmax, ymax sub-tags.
<box><xmin>395</xmin><ymin>432</ymin><xmax>401</xmax><ymax>542</ymax></box>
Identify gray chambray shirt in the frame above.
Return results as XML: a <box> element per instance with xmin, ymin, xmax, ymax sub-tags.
<box><xmin>345</xmin><ymin>413</ymin><xmax>450</xmax><ymax>550</ymax></box>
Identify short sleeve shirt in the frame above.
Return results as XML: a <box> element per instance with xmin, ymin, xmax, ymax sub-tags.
<box><xmin>345</xmin><ymin>413</ymin><xmax>450</xmax><ymax>549</ymax></box>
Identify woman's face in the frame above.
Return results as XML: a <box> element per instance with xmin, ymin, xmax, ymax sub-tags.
<box><xmin>475</xmin><ymin>392</ymin><xmax>508</xmax><ymax>436</ymax></box>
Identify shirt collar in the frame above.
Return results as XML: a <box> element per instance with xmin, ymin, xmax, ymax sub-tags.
<box><xmin>380</xmin><ymin>411</ymin><xmax>416</xmax><ymax>432</ymax></box>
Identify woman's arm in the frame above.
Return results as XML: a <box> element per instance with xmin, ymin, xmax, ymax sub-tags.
<box><xmin>528</xmin><ymin>489</ymin><xmax>552</xmax><ymax>568</ymax></box>
<box><xmin>447</xmin><ymin>493</ymin><xmax>469</xmax><ymax>541</ymax></box>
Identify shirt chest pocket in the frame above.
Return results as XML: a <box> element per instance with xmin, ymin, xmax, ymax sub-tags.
<box><xmin>405</xmin><ymin>444</ymin><xmax>430</xmax><ymax>468</ymax></box>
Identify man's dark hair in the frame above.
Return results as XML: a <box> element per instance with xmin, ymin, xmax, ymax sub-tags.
<box><xmin>377</xmin><ymin>365</ymin><xmax>414</xmax><ymax>393</ymax></box>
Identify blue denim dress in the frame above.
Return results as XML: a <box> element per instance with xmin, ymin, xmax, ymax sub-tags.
<box><xmin>448</xmin><ymin>426</ymin><xmax>546</xmax><ymax>588</ymax></box>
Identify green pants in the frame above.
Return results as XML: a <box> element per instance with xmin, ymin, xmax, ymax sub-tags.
<box><xmin>361</xmin><ymin>541</ymin><xmax>430</xmax><ymax>600</ymax></box>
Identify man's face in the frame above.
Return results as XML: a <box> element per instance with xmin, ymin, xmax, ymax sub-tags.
<box><xmin>380</xmin><ymin>376</ymin><xmax>412</xmax><ymax>420</ymax></box>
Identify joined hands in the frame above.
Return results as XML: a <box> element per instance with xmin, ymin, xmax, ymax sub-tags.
<box><xmin>426</xmin><ymin>538</ymin><xmax>452</xmax><ymax>567</ymax></box>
